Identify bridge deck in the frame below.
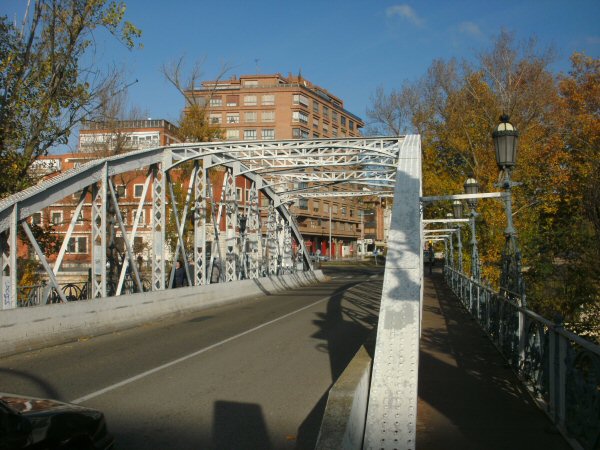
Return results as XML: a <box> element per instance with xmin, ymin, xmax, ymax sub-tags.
<box><xmin>417</xmin><ymin>268</ymin><xmax>570</xmax><ymax>450</ymax></box>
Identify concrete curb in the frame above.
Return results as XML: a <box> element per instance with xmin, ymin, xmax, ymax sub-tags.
<box><xmin>0</xmin><ymin>270</ymin><xmax>325</xmax><ymax>358</ymax></box>
<box><xmin>315</xmin><ymin>342</ymin><xmax>373</xmax><ymax>450</ymax></box>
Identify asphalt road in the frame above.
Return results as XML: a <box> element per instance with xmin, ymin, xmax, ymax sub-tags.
<box><xmin>0</xmin><ymin>264</ymin><xmax>383</xmax><ymax>450</ymax></box>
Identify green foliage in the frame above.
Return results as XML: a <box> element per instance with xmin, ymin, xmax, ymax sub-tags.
<box><xmin>0</xmin><ymin>0</ymin><xmax>141</xmax><ymax>198</ymax></box>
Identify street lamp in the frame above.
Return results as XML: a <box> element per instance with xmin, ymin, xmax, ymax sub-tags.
<box><xmin>492</xmin><ymin>115</ymin><xmax>524</xmax><ymax>301</ymax></box>
<box><xmin>464</xmin><ymin>176</ymin><xmax>481</xmax><ymax>282</ymax></box>
<box><xmin>452</xmin><ymin>200</ymin><xmax>464</xmax><ymax>274</ymax></box>
<box><xmin>446</xmin><ymin>212</ymin><xmax>455</xmax><ymax>271</ymax></box>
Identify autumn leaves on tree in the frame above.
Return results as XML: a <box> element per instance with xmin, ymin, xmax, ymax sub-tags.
<box><xmin>367</xmin><ymin>31</ymin><xmax>599</xmax><ymax>335</ymax></box>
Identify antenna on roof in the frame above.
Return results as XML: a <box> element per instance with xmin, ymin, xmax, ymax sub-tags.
<box><xmin>254</xmin><ymin>58</ymin><xmax>260</xmax><ymax>74</ymax></box>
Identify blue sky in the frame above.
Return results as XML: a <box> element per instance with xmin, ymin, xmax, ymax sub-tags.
<box><xmin>2</xmin><ymin>0</ymin><xmax>599</xmax><ymax>151</ymax></box>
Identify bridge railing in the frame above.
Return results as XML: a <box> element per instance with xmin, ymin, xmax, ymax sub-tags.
<box><xmin>444</xmin><ymin>265</ymin><xmax>600</xmax><ymax>450</ymax></box>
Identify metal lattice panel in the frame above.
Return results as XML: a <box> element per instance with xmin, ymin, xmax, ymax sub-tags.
<box><xmin>151</xmin><ymin>164</ymin><xmax>166</xmax><ymax>291</ymax></box>
<box><xmin>194</xmin><ymin>161</ymin><xmax>207</xmax><ymax>286</ymax></box>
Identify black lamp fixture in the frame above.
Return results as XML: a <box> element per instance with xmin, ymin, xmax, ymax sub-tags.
<box><xmin>464</xmin><ymin>176</ymin><xmax>479</xmax><ymax>209</ymax></box>
<box><xmin>238</xmin><ymin>215</ymin><xmax>247</xmax><ymax>234</ymax></box>
<box><xmin>452</xmin><ymin>199</ymin><xmax>463</xmax><ymax>220</ymax></box>
<box><xmin>492</xmin><ymin>114</ymin><xmax>519</xmax><ymax>170</ymax></box>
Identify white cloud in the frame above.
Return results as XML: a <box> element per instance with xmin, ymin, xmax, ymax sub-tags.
<box><xmin>458</xmin><ymin>21</ymin><xmax>483</xmax><ymax>38</ymax></box>
<box><xmin>386</xmin><ymin>4</ymin><xmax>424</xmax><ymax>27</ymax></box>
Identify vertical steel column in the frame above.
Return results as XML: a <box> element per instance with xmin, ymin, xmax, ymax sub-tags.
<box><xmin>266</xmin><ymin>202</ymin><xmax>278</xmax><ymax>275</ymax></box>
<box><xmin>364</xmin><ymin>135</ymin><xmax>421</xmax><ymax>450</ymax></box>
<box><xmin>247</xmin><ymin>182</ymin><xmax>260</xmax><ymax>279</ymax></box>
<box><xmin>151</xmin><ymin>163</ymin><xmax>166</xmax><ymax>291</ymax></box>
<box><xmin>0</xmin><ymin>231</ymin><xmax>11</xmax><ymax>309</ymax></box>
<box><xmin>282</xmin><ymin>219</ymin><xmax>293</xmax><ymax>273</ymax></box>
<box><xmin>1</xmin><ymin>206</ymin><xmax>17</xmax><ymax>309</ymax></box>
<box><xmin>224</xmin><ymin>168</ymin><xmax>237</xmax><ymax>282</ymax></box>
<box><xmin>91</xmin><ymin>173</ymin><xmax>107</xmax><ymax>298</ymax></box>
<box><xmin>194</xmin><ymin>161</ymin><xmax>207</xmax><ymax>286</ymax></box>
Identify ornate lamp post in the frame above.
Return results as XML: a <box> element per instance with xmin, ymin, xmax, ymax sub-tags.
<box><xmin>492</xmin><ymin>114</ymin><xmax>525</xmax><ymax>302</ymax></box>
<box><xmin>464</xmin><ymin>176</ymin><xmax>480</xmax><ymax>282</ymax></box>
<box><xmin>446</xmin><ymin>212</ymin><xmax>455</xmax><ymax>271</ymax></box>
<box><xmin>452</xmin><ymin>200</ymin><xmax>464</xmax><ymax>274</ymax></box>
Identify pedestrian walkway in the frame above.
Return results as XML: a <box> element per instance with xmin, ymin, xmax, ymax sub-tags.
<box><xmin>416</xmin><ymin>269</ymin><xmax>570</xmax><ymax>450</ymax></box>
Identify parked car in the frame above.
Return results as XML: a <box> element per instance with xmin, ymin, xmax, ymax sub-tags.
<box><xmin>309</xmin><ymin>254</ymin><xmax>329</xmax><ymax>262</ymax></box>
<box><xmin>0</xmin><ymin>393</ymin><xmax>114</xmax><ymax>449</ymax></box>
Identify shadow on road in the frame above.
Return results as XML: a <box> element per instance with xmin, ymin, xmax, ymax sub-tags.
<box><xmin>296</xmin><ymin>265</ymin><xmax>383</xmax><ymax>449</ymax></box>
<box><xmin>0</xmin><ymin>367</ymin><xmax>63</xmax><ymax>400</ymax></box>
<box><xmin>212</xmin><ymin>401</ymin><xmax>272</xmax><ymax>450</ymax></box>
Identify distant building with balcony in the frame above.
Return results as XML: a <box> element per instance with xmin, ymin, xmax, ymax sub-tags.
<box><xmin>79</xmin><ymin>119</ymin><xmax>180</xmax><ymax>154</ymax></box>
<box><xmin>185</xmin><ymin>73</ymin><xmax>370</xmax><ymax>258</ymax></box>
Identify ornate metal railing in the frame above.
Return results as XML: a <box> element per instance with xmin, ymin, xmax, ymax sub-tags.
<box><xmin>17</xmin><ymin>276</ymin><xmax>150</xmax><ymax>307</ymax></box>
<box><xmin>444</xmin><ymin>266</ymin><xmax>600</xmax><ymax>450</ymax></box>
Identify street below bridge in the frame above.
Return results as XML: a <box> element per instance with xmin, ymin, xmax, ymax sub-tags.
<box><xmin>0</xmin><ymin>264</ymin><xmax>383</xmax><ymax>450</ymax></box>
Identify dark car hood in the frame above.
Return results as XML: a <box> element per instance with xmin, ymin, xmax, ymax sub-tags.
<box><xmin>0</xmin><ymin>393</ymin><xmax>112</xmax><ymax>449</ymax></box>
<box><xmin>0</xmin><ymin>393</ymin><xmax>98</xmax><ymax>417</ymax></box>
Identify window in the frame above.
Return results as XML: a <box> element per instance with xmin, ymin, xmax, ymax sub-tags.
<box><xmin>313</xmin><ymin>132</ymin><xmax>320</xmax><ymax>138</ymax></box>
<box><xmin>74</xmin><ymin>211</ymin><xmax>84</xmax><ymax>224</ymax></box>
<box><xmin>209</xmin><ymin>113</ymin><xmax>222</xmax><ymax>124</ymax></box>
<box><xmin>226</xmin><ymin>129</ymin><xmax>240</xmax><ymax>140</ymax></box>
<box><xmin>243</xmin><ymin>80</ymin><xmax>258</xmax><ymax>87</ymax></box>
<box><xmin>226</xmin><ymin>113</ymin><xmax>240</xmax><ymax>124</ymax></box>
<box><xmin>32</xmin><ymin>213</ymin><xmax>42</xmax><ymax>225</ymax></box>
<box><xmin>293</xmin><ymin>128</ymin><xmax>309</xmax><ymax>139</ymax></box>
<box><xmin>117</xmin><ymin>185</ymin><xmax>126</xmax><ymax>197</ymax></box>
<box><xmin>322</xmin><ymin>106</ymin><xmax>329</xmax><ymax>119</ymax></box>
<box><xmin>244</xmin><ymin>112</ymin><xmax>257</xmax><ymax>123</ymax></box>
<box><xmin>236</xmin><ymin>187</ymin><xmax>243</xmax><ymax>202</ymax></box>
<box><xmin>245</xmin><ymin>189</ymin><xmax>252</xmax><ymax>203</ymax></box>
<box><xmin>349</xmin><ymin>120</ymin><xmax>355</xmax><ymax>131</ymax></box>
<box><xmin>67</xmin><ymin>236</ymin><xmax>87</xmax><ymax>254</ymax></box>
<box><xmin>194</xmin><ymin>96</ymin><xmax>207</xmax><ymax>107</ymax></box>
<box><xmin>243</xmin><ymin>129</ymin><xmax>257</xmax><ymax>140</ymax></box>
<box><xmin>134</xmin><ymin>209</ymin><xmax>145</xmax><ymax>225</ymax></box>
<box><xmin>261</xmin><ymin>94</ymin><xmax>275</xmax><ymax>105</ymax></box>
<box><xmin>51</xmin><ymin>211</ymin><xmax>62</xmax><ymax>225</ymax></box>
<box><xmin>324</xmin><ymin>203</ymin><xmax>329</xmax><ymax>213</ymax></box>
<box><xmin>292</xmin><ymin>111</ymin><xmax>308</xmax><ymax>124</ymax></box>
<box><xmin>261</xmin><ymin>111</ymin><xmax>275</xmax><ymax>122</ymax></box>
<box><xmin>262</xmin><ymin>129</ymin><xmax>275</xmax><ymax>140</ymax></box>
<box><xmin>312</xmin><ymin>118</ymin><xmax>319</xmax><ymax>129</ymax></box>
<box><xmin>332</xmin><ymin>204</ymin><xmax>338</xmax><ymax>214</ymax></box>
<box><xmin>313</xmin><ymin>201</ymin><xmax>320</xmax><ymax>212</ymax></box>
<box><xmin>67</xmin><ymin>238</ymin><xmax>76</xmax><ymax>253</ymax></box>
<box><xmin>323</xmin><ymin>123</ymin><xmax>329</xmax><ymax>133</ymax></box>
<box><xmin>341</xmin><ymin>116</ymin><xmax>347</xmax><ymax>127</ymax></box>
<box><xmin>134</xmin><ymin>184</ymin><xmax>144</xmax><ymax>198</ymax></box>
<box><xmin>293</xmin><ymin>94</ymin><xmax>309</xmax><ymax>106</ymax></box>
<box><xmin>299</xmin><ymin>199</ymin><xmax>309</xmax><ymax>210</ymax></box>
<box><xmin>226</xmin><ymin>95</ymin><xmax>239</xmax><ymax>106</ymax></box>
<box><xmin>244</xmin><ymin>95</ymin><xmax>257</xmax><ymax>106</ymax></box>
<box><xmin>209</xmin><ymin>97</ymin><xmax>222</xmax><ymax>107</ymax></box>
<box><xmin>332</xmin><ymin>110</ymin><xmax>339</xmax><ymax>123</ymax></box>
<box><xmin>77</xmin><ymin>236</ymin><xmax>87</xmax><ymax>254</ymax></box>
<box><xmin>350</xmin><ymin>209</ymin><xmax>354</xmax><ymax>218</ymax></box>
<box><xmin>313</xmin><ymin>101</ymin><xmax>319</xmax><ymax>114</ymax></box>
<box><xmin>342</xmin><ymin>207</ymin><xmax>347</xmax><ymax>216</ymax></box>
<box><xmin>120</xmin><ymin>210</ymin><xmax>128</xmax><ymax>225</ymax></box>
<box><xmin>332</xmin><ymin>128</ymin><xmax>338</xmax><ymax>137</ymax></box>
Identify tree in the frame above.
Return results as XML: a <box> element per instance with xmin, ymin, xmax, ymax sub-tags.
<box><xmin>368</xmin><ymin>31</ymin><xmax>600</xmax><ymax>335</ymax></box>
<box><xmin>0</xmin><ymin>0</ymin><xmax>141</xmax><ymax>198</ymax></box>
<box><xmin>161</xmin><ymin>57</ymin><xmax>229</xmax><ymax>142</ymax></box>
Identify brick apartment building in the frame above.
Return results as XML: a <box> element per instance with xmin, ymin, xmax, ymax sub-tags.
<box><xmin>186</xmin><ymin>73</ymin><xmax>383</xmax><ymax>257</ymax></box>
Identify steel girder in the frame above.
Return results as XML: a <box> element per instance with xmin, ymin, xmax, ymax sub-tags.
<box><xmin>0</xmin><ymin>144</ymin><xmax>319</xmax><ymax>309</ymax></box>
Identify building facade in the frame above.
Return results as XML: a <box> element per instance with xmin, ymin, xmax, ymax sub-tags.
<box><xmin>186</xmin><ymin>73</ymin><xmax>374</xmax><ymax>258</ymax></box>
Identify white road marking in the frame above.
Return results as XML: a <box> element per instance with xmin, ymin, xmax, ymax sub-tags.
<box><xmin>71</xmin><ymin>296</ymin><xmax>330</xmax><ymax>404</ymax></box>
